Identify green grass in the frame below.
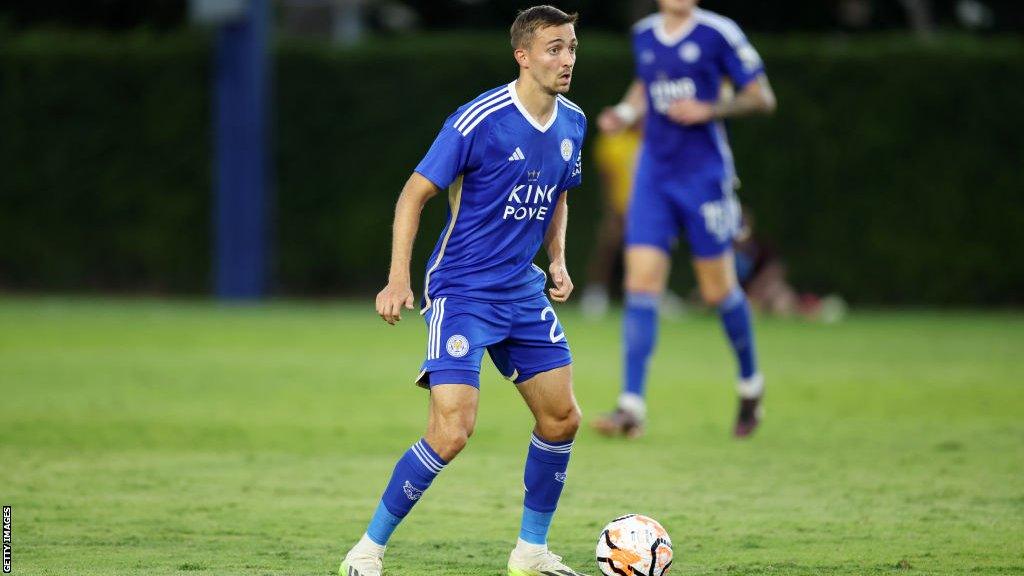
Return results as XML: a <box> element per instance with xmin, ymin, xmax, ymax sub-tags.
<box><xmin>1</xmin><ymin>298</ymin><xmax>1022</xmax><ymax>575</ymax></box>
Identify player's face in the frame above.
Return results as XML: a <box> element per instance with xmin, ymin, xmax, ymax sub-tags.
<box><xmin>657</xmin><ymin>0</ymin><xmax>697</xmax><ymax>16</ymax></box>
<box><xmin>525</xmin><ymin>24</ymin><xmax>577</xmax><ymax>95</ymax></box>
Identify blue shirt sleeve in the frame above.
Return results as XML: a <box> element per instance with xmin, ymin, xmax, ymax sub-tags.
<box><xmin>562</xmin><ymin>118</ymin><xmax>587</xmax><ymax>191</ymax></box>
<box><xmin>717</xmin><ymin>27</ymin><xmax>764</xmax><ymax>90</ymax></box>
<box><xmin>630</xmin><ymin>31</ymin><xmax>643</xmax><ymax>73</ymax></box>
<box><xmin>414</xmin><ymin>113</ymin><xmax>483</xmax><ymax>190</ymax></box>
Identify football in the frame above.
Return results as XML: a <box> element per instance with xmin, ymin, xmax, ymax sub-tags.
<box><xmin>595</xmin><ymin>514</ymin><xmax>673</xmax><ymax>576</ymax></box>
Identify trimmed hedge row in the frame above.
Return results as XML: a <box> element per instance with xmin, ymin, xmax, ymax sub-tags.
<box><xmin>0</xmin><ymin>33</ymin><xmax>210</xmax><ymax>292</ymax></box>
<box><xmin>2</xmin><ymin>32</ymin><xmax>1022</xmax><ymax>303</ymax></box>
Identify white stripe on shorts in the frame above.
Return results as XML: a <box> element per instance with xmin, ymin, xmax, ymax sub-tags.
<box><xmin>427</xmin><ymin>298</ymin><xmax>440</xmax><ymax>359</ymax></box>
<box><xmin>431</xmin><ymin>297</ymin><xmax>446</xmax><ymax>359</ymax></box>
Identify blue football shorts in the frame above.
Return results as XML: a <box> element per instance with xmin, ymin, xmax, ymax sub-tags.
<box><xmin>625</xmin><ymin>156</ymin><xmax>741</xmax><ymax>259</ymax></box>
<box><xmin>415</xmin><ymin>294</ymin><xmax>572</xmax><ymax>389</ymax></box>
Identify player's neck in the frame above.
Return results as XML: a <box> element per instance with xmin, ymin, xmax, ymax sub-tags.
<box><xmin>513</xmin><ymin>77</ymin><xmax>556</xmax><ymax>126</ymax></box>
<box><xmin>661</xmin><ymin>9</ymin><xmax>694</xmax><ymax>34</ymax></box>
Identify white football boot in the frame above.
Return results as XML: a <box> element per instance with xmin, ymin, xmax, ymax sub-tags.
<box><xmin>507</xmin><ymin>538</ymin><xmax>590</xmax><ymax>576</ymax></box>
<box><xmin>338</xmin><ymin>534</ymin><xmax>384</xmax><ymax>576</ymax></box>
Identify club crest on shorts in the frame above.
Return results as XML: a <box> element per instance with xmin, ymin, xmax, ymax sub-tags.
<box><xmin>560</xmin><ymin>138</ymin><xmax>573</xmax><ymax>162</ymax></box>
<box><xmin>446</xmin><ymin>334</ymin><xmax>469</xmax><ymax>357</ymax></box>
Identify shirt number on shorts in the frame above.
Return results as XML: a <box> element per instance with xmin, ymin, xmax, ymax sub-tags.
<box><xmin>699</xmin><ymin>193</ymin><xmax>740</xmax><ymax>243</ymax></box>
<box><xmin>541</xmin><ymin>307</ymin><xmax>565</xmax><ymax>343</ymax></box>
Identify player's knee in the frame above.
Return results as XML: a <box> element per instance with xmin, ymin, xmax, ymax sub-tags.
<box><xmin>538</xmin><ymin>404</ymin><xmax>581</xmax><ymax>442</ymax></box>
<box><xmin>446</xmin><ymin>430</ymin><xmax>470</xmax><ymax>456</ymax></box>
<box><xmin>435</xmin><ymin>429</ymin><xmax>469</xmax><ymax>460</ymax></box>
<box><xmin>700</xmin><ymin>288</ymin><xmax>725</xmax><ymax>307</ymax></box>
<box><xmin>700</xmin><ymin>283</ymin><xmax>733</xmax><ymax>307</ymax></box>
<box><xmin>622</xmin><ymin>264</ymin><xmax>663</xmax><ymax>291</ymax></box>
<box><xmin>625</xmin><ymin>249</ymin><xmax>669</xmax><ymax>293</ymax></box>
<box><xmin>430</xmin><ymin>420</ymin><xmax>473</xmax><ymax>460</ymax></box>
<box><xmin>565</xmin><ymin>405</ymin><xmax>582</xmax><ymax>436</ymax></box>
<box><xmin>625</xmin><ymin>279</ymin><xmax>660</xmax><ymax>294</ymax></box>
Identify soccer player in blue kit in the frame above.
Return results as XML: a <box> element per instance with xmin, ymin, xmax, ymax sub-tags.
<box><xmin>338</xmin><ymin>6</ymin><xmax>590</xmax><ymax>576</ymax></box>
<box><xmin>592</xmin><ymin>0</ymin><xmax>776</xmax><ymax>438</ymax></box>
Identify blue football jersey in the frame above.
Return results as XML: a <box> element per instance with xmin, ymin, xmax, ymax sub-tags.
<box><xmin>632</xmin><ymin>9</ymin><xmax>764</xmax><ymax>180</ymax></box>
<box><xmin>414</xmin><ymin>81</ymin><xmax>587</xmax><ymax>309</ymax></box>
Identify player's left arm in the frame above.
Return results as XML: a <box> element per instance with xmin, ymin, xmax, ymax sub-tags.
<box><xmin>544</xmin><ymin>191</ymin><xmax>573</xmax><ymax>303</ymax></box>
<box><xmin>713</xmin><ymin>75</ymin><xmax>776</xmax><ymax>118</ymax></box>
<box><xmin>668</xmin><ymin>74</ymin><xmax>775</xmax><ymax>126</ymax></box>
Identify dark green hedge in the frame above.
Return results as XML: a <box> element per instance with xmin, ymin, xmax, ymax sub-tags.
<box><xmin>0</xmin><ymin>33</ymin><xmax>210</xmax><ymax>292</ymax></box>
<box><xmin>2</xmin><ymin>32</ymin><xmax>1022</xmax><ymax>303</ymax></box>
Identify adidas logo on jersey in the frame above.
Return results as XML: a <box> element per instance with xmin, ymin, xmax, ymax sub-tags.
<box><xmin>508</xmin><ymin>147</ymin><xmax>525</xmax><ymax>162</ymax></box>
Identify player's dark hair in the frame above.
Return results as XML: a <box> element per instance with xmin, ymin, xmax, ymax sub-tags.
<box><xmin>510</xmin><ymin>5</ymin><xmax>578</xmax><ymax>49</ymax></box>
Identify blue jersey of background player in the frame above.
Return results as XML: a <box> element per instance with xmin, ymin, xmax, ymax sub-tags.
<box><xmin>633</xmin><ymin>5</ymin><xmax>763</xmax><ymax>181</ymax></box>
<box><xmin>594</xmin><ymin>0</ymin><xmax>777</xmax><ymax>439</ymax></box>
<box><xmin>339</xmin><ymin>6</ymin><xmax>590</xmax><ymax>576</ymax></box>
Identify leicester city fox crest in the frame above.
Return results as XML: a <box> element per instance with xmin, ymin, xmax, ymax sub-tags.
<box><xmin>560</xmin><ymin>138</ymin><xmax>573</xmax><ymax>161</ymax></box>
<box><xmin>679</xmin><ymin>41</ymin><xmax>701</xmax><ymax>63</ymax></box>
<box><xmin>446</xmin><ymin>334</ymin><xmax>469</xmax><ymax>358</ymax></box>
<box><xmin>403</xmin><ymin>480</ymin><xmax>424</xmax><ymax>501</ymax></box>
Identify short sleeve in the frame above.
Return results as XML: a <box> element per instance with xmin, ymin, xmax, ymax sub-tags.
<box><xmin>414</xmin><ymin>114</ymin><xmax>483</xmax><ymax>190</ymax></box>
<box><xmin>630</xmin><ymin>15</ymin><xmax>657</xmax><ymax>76</ymax></box>
<box><xmin>563</xmin><ymin>121</ymin><xmax>587</xmax><ymax>191</ymax></box>
<box><xmin>630</xmin><ymin>33</ymin><xmax>643</xmax><ymax>74</ymax></box>
<box><xmin>718</xmin><ymin>26</ymin><xmax>764</xmax><ymax>90</ymax></box>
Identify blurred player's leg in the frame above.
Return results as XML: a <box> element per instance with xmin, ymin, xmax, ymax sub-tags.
<box><xmin>694</xmin><ymin>253</ymin><xmax>764</xmax><ymax>437</ymax></box>
<box><xmin>580</xmin><ymin>210</ymin><xmax>624</xmax><ymax>319</ymax></box>
<box><xmin>339</xmin><ymin>384</ymin><xmax>478</xmax><ymax>576</ymax></box>
<box><xmin>593</xmin><ymin>246</ymin><xmax>670</xmax><ymax>438</ymax></box>
<box><xmin>508</xmin><ymin>364</ymin><xmax>587</xmax><ymax>576</ymax></box>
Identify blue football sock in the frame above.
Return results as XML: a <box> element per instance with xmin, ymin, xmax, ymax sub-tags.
<box><xmin>718</xmin><ymin>287</ymin><xmax>758</xmax><ymax>380</ymax></box>
<box><xmin>520</xmin><ymin>433</ymin><xmax>573</xmax><ymax>545</ymax></box>
<box><xmin>365</xmin><ymin>438</ymin><xmax>447</xmax><ymax>545</ymax></box>
<box><xmin>623</xmin><ymin>292</ymin><xmax>660</xmax><ymax>399</ymax></box>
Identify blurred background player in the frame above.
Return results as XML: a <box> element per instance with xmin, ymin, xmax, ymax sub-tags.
<box><xmin>338</xmin><ymin>6</ymin><xmax>590</xmax><ymax>576</ymax></box>
<box><xmin>580</xmin><ymin>126</ymin><xmax>687</xmax><ymax>320</ymax></box>
<box><xmin>593</xmin><ymin>0</ymin><xmax>776</xmax><ymax>439</ymax></box>
<box><xmin>579</xmin><ymin>127</ymin><xmax>640</xmax><ymax>318</ymax></box>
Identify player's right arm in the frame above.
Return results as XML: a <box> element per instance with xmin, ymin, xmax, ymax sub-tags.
<box><xmin>376</xmin><ymin>173</ymin><xmax>439</xmax><ymax>325</ymax></box>
<box><xmin>597</xmin><ymin>78</ymin><xmax>646</xmax><ymax>134</ymax></box>
<box><xmin>378</xmin><ymin>94</ymin><xmax>486</xmax><ymax>324</ymax></box>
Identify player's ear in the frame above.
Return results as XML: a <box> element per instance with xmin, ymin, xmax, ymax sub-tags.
<box><xmin>514</xmin><ymin>47</ymin><xmax>529</xmax><ymax>68</ymax></box>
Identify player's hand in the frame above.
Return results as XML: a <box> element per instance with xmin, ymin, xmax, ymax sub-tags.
<box><xmin>597</xmin><ymin>107</ymin><xmax>628</xmax><ymax>134</ymax></box>
<box><xmin>667</xmin><ymin>99</ymin><xmax>715</xmax><ymax>125</ymax></box>
<box><xmin>548</xmin><ymin>261</ymin><xmax>574</xmax><ymax>303</ymax></box>
<box><xmin>376</xmin><ymin>281</ymin><xmax>414</xmax><ymax>325</ymax></box>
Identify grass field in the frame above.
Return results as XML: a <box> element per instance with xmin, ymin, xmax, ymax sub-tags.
<box><xmin>1</xmin><ymin>297</ymin><xmax>1022</xmax><ymax>575</ymax></box>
